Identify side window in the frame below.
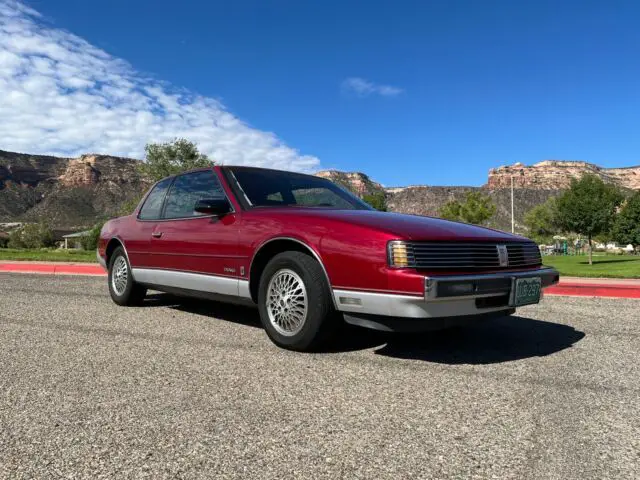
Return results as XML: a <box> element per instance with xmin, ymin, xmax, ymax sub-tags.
<box><xmin>163</xmin><ymin>170</ymin><xmax>227</xmax><ymax>219</ymax></box>
<box><xmin>138</xmin><ymin>178</ymin><xmax>172</xmax><ymax>220</ymax></box>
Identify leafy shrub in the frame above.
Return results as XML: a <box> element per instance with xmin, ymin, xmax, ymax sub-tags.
<box><xmin>439</xmin><ymin>191</ymin><xmax>496</xmax><ymax>225</ymax></box>
<box><xmin>80</xmin><ymin>223</ymin><xmax>103</xmax><ymax>251</ymax></box>
<box><xmin>362</xmin><ymin>192</ymin><xmax>387</xmax><ymax>211</ymax></box>
<box><xmin>7</xmin><ymin>223</ymin><xmax>55</xmax><ymax>249</ymax></box>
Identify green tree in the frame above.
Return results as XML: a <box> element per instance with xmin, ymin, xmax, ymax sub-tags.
<box><xmin>363</xmin><ymin>192</ymin><xmax>387</xmax><ymax>211</ymax></box>
<box><xmin>80</xmin><ymin>223</ymin><xmax>104</xmax><ymax>251</ymax></box>
<box><xmin>555</xmin><ymin>174</ymin><xmax>624</xmax><ymax>265</ymax></box>
<box><xmin>8</xmin><ymin>223</ymin><xmax>55</xmax><ymax>249</ymax></box>
<box><xmin>118</xmin><ymin>197</ymin><xmax>142</xmax><ymax>217</ymax></box>
<box><xmin>119</xmin><ymin>138</ymin><xmax>213</xmax><ymax>216</ymax></box>
<box><xmin>612</xmin><ymin>191</ymin><xmax>640</xmax><ymax>248</ymax></box>
<box><xmin>439</xmin><ymin>191</ymin><xmax>496</xmax><ymax>225</ymax></box>
<box><xmin>140</xmin><ymin>138</ymin><xmax>214</xmax><ymax>183</ymax></box>
<box><xmin>524</xmin><ymin>198</ymin><xmax>559</xmax><ymax>244</ymax></box>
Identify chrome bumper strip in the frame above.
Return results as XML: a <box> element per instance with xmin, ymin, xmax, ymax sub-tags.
<box><xmin>425</xmin><ymin>267</ymin><xmax>559</xmax><ymax>301</ymax></box>
<box><xmin>333</xmin><ymin>268</ymin><xmax>559</xmax><ymax>319</ymax></box>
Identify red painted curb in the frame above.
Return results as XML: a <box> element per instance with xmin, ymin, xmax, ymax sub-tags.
<box><xmin>1</xmin><ymin>263</ymin><xmax>639</xmax><ymax>298</ymax></box>
<box><xmin>0</xmin><ymin>263</ymin><xmax>106</xmax><ymax>276</ymax></box>
<box><xmin>545</xmin><ymin>283</ymin><xmax>640</xmax><ymax>299</ymax></box>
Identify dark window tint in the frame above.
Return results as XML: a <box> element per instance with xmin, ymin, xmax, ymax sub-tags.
<box><xmin>291</xmin><ymin>188</ymin><xmax>354</xmax><ymax>209</ymax></box>
<box><xmin>229</xmin><ymin>168</ymin><xmax>371</xmax><ymax>210</ymax></box>
<box><xmin>163</xmin><ymin>170</ymin><xmax>227</xmax><ymax>219</ymax></box>
<box><xmin>138</xmin><ymin>178</ymin><xmax>172</xmax><ymax>220</ymax></box>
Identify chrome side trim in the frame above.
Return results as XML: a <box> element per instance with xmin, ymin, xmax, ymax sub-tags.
<box><xmin>132</xmin><ymin>268</ymin><xmax>251</xmax><ymax>298</ymax></box>
<box><xmin>249</xmin><ymin>237</ymin><xmax>336</xmax><ymax>308</ymax></box>
<box><xmin>424</xmin><ymin>267</ymin><xmax>559</xmax><ymax>283</ymax></box>
<box><xmin>138</xmin><ymin>213</ymin><xmax>232</xmax><ymax>223</ymax></box>
<box><xmin>332</xmin><ymin>289</ymin><xmax>509</xmax><ymax>318</ymax></box>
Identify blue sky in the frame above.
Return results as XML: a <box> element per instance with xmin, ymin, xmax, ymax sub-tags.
<box><xmin>3</xmin><ymin>1</ymin><xmax>640</xmax><ymax>186</ymax></box>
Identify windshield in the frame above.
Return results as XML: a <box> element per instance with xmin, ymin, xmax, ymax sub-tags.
<box><xmin>227</xmin><ymin>167</ymin><xmax>373</xmax><ymax>210</ymax></box>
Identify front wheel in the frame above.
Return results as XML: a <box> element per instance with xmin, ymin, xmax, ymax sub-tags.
<box><xmin>258</xmin><ymin>251</ymin><xmax>337</xmax><ymax>351</ymax></box>
<box><xmin>108</xmin><ymin>247</ymin><xmax>147</xmax><ymax>306</ymax></box>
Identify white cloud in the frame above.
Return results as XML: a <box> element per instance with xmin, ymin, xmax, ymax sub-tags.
<box><xmin>0</xmin><ymin>0</ymin><xmax>320</xmax><ymax>172</ymax></box>
<box><xmin>341</xmin><ymin>77</ymin><xmax>403</xmax><ymax>98</ymax></box>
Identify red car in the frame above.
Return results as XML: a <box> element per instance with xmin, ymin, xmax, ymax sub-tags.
<box><xmin>98</xmin><ymin>166</ymin><xmax>559</xmax><ymax>351</ymax></box>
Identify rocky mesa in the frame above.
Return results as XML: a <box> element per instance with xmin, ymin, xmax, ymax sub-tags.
<box><xmin>318</xmin><ymin>160</ymin><xmax>640</xmax><ymax>232</ymax></box>
<box><xmin>487</xmin><ymin>160</ymin><xmax>640</xmax><ymax>190</ymax></box>
<box><xmin>1</xmin><ymin>150</ymin><xmax>639</xmax><ymax>232</ymax></box>
<box><xmin>314</xmin><ymin>170</ymin><xmax>384</xmax><ymax>197</ymax></box>
<box><xmin>0</xmin><ymin>150</ymin><xmax>148</xmax><ymax>228</ymax></box>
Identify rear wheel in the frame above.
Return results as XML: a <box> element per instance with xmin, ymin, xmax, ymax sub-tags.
<box><xmin>258</xmin><ymin>251</ymin><xmax>337</xmax><ymax>351</ymax></box>
<box><xmin>108</xmin><ymin>247</ymin><xmax>147</xmax><ymax>306</ymax></box>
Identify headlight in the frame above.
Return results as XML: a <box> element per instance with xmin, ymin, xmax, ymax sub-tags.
<box><xmin>388</xmin><ymin>240</ymin><xmax>415</xmax><ymax>268</ymax></box>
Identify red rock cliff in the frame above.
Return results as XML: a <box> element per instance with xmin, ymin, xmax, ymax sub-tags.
<box><xmin>487</xmin><ymin>160</ymin><xmax>640</xmax><ymax>190</ymax></box>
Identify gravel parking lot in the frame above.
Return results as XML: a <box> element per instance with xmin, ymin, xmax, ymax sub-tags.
<box><xmin>0</xmin><ymin>274</ymin><xmax>638</xmax><ymax>479</ymax></box>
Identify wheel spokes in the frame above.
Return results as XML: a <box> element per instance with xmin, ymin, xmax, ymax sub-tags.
<box><xmin>111</xmin><ymin>256</ymin><xmax>128</xmax><ymax>296</ymax></box>
<box><xmin>265</xmin><ymin>269</ymin><xmax>308</xmax><ymax>337</ymax></box>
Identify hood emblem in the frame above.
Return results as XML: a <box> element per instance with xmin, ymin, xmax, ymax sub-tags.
<box><xmin>497</xmin><ymin>245</ymin><xmax>509</xmax><ymax>267</ymax></box>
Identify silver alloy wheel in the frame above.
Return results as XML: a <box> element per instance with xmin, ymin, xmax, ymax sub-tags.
<box><xmin>111</xmin><ymin>256</ymin><xmax>128</xmax><ymax>296</ymax></box>
<box><xmin>266</xmin><ymin>268</ymin><xmax>308</xmax><ymax>337</ymax></box>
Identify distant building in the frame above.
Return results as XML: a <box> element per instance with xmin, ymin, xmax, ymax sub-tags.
<box><xmin>61</xmin><ymin>230</ymin><xmax>92</xmax><ymax>249</ymax></box>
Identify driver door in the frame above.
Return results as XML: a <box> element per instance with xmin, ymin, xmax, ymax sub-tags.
<box><xmin>147</xmin><ymin>170</ymin><xmax>241</xmax><ymax>293</ymax></box>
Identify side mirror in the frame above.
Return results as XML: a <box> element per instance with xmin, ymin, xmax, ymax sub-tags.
<box><xmin>194</xmin><ymin>198</ymin><xmax>232</xmax><ymax>216</ymax></box>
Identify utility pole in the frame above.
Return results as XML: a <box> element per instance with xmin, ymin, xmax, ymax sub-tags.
<box><xmin>511</xmin><ymin>176</ymin><xmax>515</xmax><ymax>233</ymax></box>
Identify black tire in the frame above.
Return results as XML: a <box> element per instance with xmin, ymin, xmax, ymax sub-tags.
<box><xmin>258</xmin><ymin>251</ymin><xmax>338</xmax><ymax>351</ymax></box>
<box><xmin>108</xmin><ymin>247</ymin><xmax>147</xmax><ymax>306</ymax></box>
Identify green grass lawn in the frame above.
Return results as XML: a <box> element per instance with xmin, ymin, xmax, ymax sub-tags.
<box><xmin>1</xmin><ymin>248</ymin><xmax>638</xmax><ymax>278</ymax></box>
<box><xmin>0</xmin><ymin>248</ymin><xmax>97</xmax><ymax>263</ymax></box>
<box><xmin>543</xmin><ymin>254</ymin><xmax>640</xmax><ymax>278</ymax></box>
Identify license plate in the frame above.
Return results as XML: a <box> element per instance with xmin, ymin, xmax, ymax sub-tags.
<box><xmin>513</xmin><ymin>277</ymin><xmax>542</xmax><ymax>306</ymax></box>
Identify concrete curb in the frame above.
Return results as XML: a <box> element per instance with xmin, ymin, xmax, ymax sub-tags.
<box><xmin>1</xmin><ymin>261</ymin><xmax>639</xmax><ymax>299</ymax></box>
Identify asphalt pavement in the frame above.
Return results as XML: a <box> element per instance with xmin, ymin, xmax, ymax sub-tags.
<box><xmin>0</xmin><ymin>274</ymin><xmax>638</xmax><ymax>479</ymax></box>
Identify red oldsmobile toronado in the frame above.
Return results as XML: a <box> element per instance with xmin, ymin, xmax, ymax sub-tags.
<box><xmin>98</xmin><ymin>166</ymin><xmax>559</xmax><ymax>351</ymax></box>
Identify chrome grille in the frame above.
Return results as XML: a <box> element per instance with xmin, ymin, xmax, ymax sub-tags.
<box><xmin>400</xmin><ymin>242</ymin><xmax>542</xmax><ymax>270</ymax></box>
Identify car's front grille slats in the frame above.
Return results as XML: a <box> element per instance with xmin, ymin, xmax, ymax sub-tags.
<box><xmin>402</xmin><ymin>242</ymin><xmax>542</xmax><ymax>270</ymax></box>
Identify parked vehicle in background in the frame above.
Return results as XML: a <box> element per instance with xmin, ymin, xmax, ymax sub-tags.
<box><xmin>98</xmin><ymin>166</ymin><xmax>559</xmax><ymax>351</ymax></box>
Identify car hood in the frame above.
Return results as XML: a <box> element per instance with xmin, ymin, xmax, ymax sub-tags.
<box><xmin>271</xmin><ymin>209</ymin><xmax>530</xmax><ymax>242</ymax></box>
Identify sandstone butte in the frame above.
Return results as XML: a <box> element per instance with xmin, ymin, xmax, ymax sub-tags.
<box><xmin>0</xmin><ymin>152</ymin><xmax>141</xmax><ymax>188</ymax></box>
<box><xmin>486</xmin><ymin>160</ymin><xmax>640</xmax><ymax>190</ymax></box>
<box><xmin>1</xmin><ymin>149</ymin><xmax>639</xmax><ymax>230</ymax></box>
<box><xmin>2</xmin><ymin>150</ymin><xmax>639</xmax><ymax>193</ymax></box>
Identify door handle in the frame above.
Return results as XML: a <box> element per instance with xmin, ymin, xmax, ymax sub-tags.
<box><xmin>151</xmin><ymin>232</ymin><xmax>163</xmax><ymax>238</ymax></box>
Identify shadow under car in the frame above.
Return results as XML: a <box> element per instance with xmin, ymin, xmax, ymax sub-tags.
<box><xmin>141</xmin><ymin>293</ymin><xmax>585</xmax><ymax>363</ymax></box>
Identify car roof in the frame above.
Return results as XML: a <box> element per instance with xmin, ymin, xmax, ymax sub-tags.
<box><xmin>222</xmin><ymin>165</ymin><xmax>316</xmax><ymax>175</ymax></box>
<box><xmin>151</xmin><ymin>165</ymin><xmax>319</xmax><ymax>186</ymax></box>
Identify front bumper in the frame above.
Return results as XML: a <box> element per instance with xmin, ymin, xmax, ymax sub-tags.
<box><xmin>333</xmin><ymin>267</ymin><xmax>559</xmax><ymax>322</ymax></box>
